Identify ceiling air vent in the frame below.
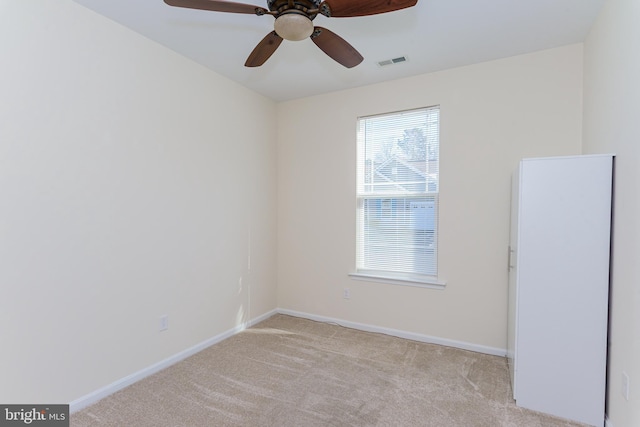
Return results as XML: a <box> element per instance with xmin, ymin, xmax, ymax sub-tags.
<box><xmin>377</xmin><ymin>56</ymin><xmax>408</xmax><ymax>67</ymax></box>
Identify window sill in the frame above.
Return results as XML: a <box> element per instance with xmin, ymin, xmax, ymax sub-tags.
<box><xmin>348</xmin><ymin>272</ymin><xmax>446</xmax><ymax>290</ymax></box>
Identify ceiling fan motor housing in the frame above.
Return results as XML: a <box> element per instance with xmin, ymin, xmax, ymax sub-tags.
<box><xmin>267</xmin><ymin>0</ymin><xmax>322</xmax><ymax>18</ymax></box>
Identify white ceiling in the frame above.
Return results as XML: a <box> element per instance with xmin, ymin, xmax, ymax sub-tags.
<box><xmin>72</xmin><ymin>0</ymin><xmax>604</xmax><ymax>102</ymax></box>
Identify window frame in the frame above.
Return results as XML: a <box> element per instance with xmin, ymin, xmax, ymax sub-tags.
<box><xmin>351</xmin><ymin>106</ymin><xmax>445</xmax><ymax>289</ymax></box>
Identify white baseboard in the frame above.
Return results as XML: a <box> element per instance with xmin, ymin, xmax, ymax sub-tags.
<box><xmin>70</xmin><ymin>307</ymin><xmax>506</xmax><ymax>413</ymax></box>
<box><xmin>277</xmin><ymin>308</ymin><xmax>507</xmax><ymax>357</ymax></box>
<box><xmin>69</xmin><ymin>309</ymin><xmax>277</xmax><ymax>413</ymax></box>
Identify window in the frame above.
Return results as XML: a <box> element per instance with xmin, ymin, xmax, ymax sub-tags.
<box><xmin>354</xmin><ymin>106</ymin><xmax>441</xmax><ymax>286</ymax></box>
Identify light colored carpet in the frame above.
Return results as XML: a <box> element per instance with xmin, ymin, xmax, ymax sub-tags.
<box><xmin>72</xmin><ymin>314</ymin><xmax>587</xmax><ymax>426</ymax></box>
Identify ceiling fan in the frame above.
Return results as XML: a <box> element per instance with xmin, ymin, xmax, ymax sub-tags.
<box><xmin>164</xmin><ymin>0</ymin><xmax>418</xmax><ymax>68</ymax></box>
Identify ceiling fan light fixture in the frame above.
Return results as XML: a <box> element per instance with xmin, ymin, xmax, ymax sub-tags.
<box><xmin>274</xmin><ymin>13</ymin><xmax>314</xmax><ymax>41</ymax></box>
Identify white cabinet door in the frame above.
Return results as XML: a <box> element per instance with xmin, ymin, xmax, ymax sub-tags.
<box><xmin>509</xmin><ymin>154</ymin><xmax>612</xmax><ymax>427</ymax></box>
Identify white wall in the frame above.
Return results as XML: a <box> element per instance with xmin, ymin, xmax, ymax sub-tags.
<box><xmin>0</xmin><ymin>1</ymin><xmax>277</xmax><ymax>404</ymax></box>
<box><xmin>583</xmin><ymin>0</ymin><xmax>640</xmax><ymax>425</ymax></box>
<box><xmin>277</xmin><ymin>45</ymin><xmax>583</xmax><ymax>352</ymax></box>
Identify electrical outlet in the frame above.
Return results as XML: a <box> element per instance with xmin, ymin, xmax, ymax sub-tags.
<box><xmin>343</xmin><ymin>288</ymin><xmax>351</xmax><ymax>299</ymax></box>
<box><xmin>621</xmin><ymin>372</ymin><xmax>630</xmax><ymax>400</ymax></box>
<box><xmin>159</xmin><ymin>315</ymin><xmax>169</xmax><ymax>332</ymax></box>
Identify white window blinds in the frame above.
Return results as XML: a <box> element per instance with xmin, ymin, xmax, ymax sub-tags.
<box><xmin>356</xmin><ymin>106</ymin><xmax>440</xmax><ymax>279</ymax></box>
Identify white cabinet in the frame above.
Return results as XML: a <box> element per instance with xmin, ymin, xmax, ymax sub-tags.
<box><xmin>507</xmin><ymin>154</ymin><xmax>613</xmax><ymax>427</ymax></box>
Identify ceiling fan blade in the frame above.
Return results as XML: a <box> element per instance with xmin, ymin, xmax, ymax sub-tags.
<box><xmin>319</xmin><ymin>0</ymin><xmax>417</xmax><ymax>17</ymax></box>
<box><xmin>245</xmin><ymin>31</ymin><xmax>283</xmax><ymax>67</ymax></box>
<box><xmin>164</xmin><ymin>0</ymin><xmax>268</xmax><ymax>15</ymax></box>
<box><xmin>311</xmin><ymin>27</ymin><xmax>363</xmax><ymax>68</ymax></box>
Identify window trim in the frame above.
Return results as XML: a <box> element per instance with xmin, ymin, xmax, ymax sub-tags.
<box><xmin>355</xmin><ymin>106</ymin><xmax>441</xmax><ymax>285</ymax></box>
<box><xmin>348</xmin><ymin>271</ymin><xmax>446</xmax><ymax>289</ymax></box>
